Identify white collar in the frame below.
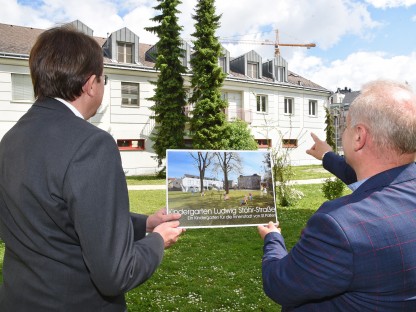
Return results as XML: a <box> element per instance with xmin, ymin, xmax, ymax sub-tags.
<box><xmin>55</xmin><ymin>98</ymin><xmax>84</xmax><ymax>119</ymax></box>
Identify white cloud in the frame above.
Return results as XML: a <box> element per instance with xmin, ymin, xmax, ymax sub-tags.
<box><xmin>1</xmin><ymin>0</ymin><xmax>415</xmax><ymax>94</ymax></box>
<box><xmin>0</xmin><ymin>0</ymin><xmax>51</xmax><ymax>28</ymax></box>
<box><xmin>289</xmin><ymin>50</ymin><xmax>416</xmax><ymax>91</ymax></box>
<box><xmin>365</xmin><ymin>0</ymin><xmax>416</xmax><ymax>8</ymax></box>
<box><xmin>191</xmin><ymin>0</ymin><xmax>379</xmax><ymax>59</ymax></box>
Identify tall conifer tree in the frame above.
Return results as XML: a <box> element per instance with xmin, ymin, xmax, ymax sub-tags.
<box><xmin>145</xmin><ymin>0</ymin><xmax>187</xmax><ymax>165</ymax></box>
<box><xmin>189</xmin><ymin>0</ymin><xmax>228</xmax><ymax>149</ymax></box>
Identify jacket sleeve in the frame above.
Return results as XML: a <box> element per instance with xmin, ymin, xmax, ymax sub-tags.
<box><xmin>130</xmin><ymin>213</ymin><xmax>148</xmax><ymax>241</ymax></box>
<box><xmin>63</xmin><ymin>131</ymin><xmax>164</xmax><ymax>297</ymax></box>
<box><xmin>262</xmin><ymin>209</ymin><xmax>353</xmax><ymax>308</ymax></box>
<box><xmin>322</xmin><ymin>152</ymin><xmax>357</xmax><ymax>185</ymax></box>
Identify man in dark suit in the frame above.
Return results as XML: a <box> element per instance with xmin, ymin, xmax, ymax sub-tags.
<box><xmin>258</xmin><ymin>80</ymin><xmax>416</xmax><ymax>311</ymax></box>
<box><xmin>0</xmin><ymin>26</ymin><xmax>185</xmax><ymax>311</ymax></box>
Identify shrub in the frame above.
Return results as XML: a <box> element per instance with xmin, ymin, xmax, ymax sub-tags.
<box><xmin>322</xmin><ymin>178</ymin><xmax>345</xmax><ymax>200</ymax></box>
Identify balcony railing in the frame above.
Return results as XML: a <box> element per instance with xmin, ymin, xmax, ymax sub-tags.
<box><xmin>225</xmin><ymin>108</ymin><xmax>252</xmax><ymax>123</ymax></box>
<box><xmin>184</xmin><ymin>106</ymin><xmax>252</xmax><ymax>124</ymax></box>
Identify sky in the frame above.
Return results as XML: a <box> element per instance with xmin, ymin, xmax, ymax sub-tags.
<box><xmin>2</xmin><ymin>0</ymin><xmax>416</xmax><ymax>91</ymax></box>
<box><xmin>167</xmin><ymin>150</ymin><xmax>268</xmax><ymax>181</ymax></box>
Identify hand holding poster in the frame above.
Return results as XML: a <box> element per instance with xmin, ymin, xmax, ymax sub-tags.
<box><xmin>166</xmin><ymin>150</ymin><xmax>277</xmax><ymax>228</ymax></box>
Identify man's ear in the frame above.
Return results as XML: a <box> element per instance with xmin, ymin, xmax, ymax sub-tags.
<box><xmin>354</xmin><ymin>124</ymin><xmax>368</xmax><ymax>152</ymax></box>
<box><xmin>82</xmin><ymin>75</ymin><xmax>96</xmax><ymax>97</ymax></box>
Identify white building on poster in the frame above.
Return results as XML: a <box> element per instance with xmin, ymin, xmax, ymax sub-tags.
<box><xmin>0</xmin><ymin>20</ymin><xmax>331</xmax><ymax>176</ymax></box>
<box><xmin>171</xmin><ymin>174</ymin><xmax>223</xmax><ymax>192</ymax></box>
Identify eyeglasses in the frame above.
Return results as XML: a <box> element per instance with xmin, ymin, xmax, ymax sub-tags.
<box><xmin>84</xmin><ymin>74</ymin><xmax>108</xmax><ymax>86</ymax></box>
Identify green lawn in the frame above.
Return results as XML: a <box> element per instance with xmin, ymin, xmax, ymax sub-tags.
<box><xmin>126</xmin><ymin>164</ymin><xmax>335</xmax><ymax>185</ymax></box>
<box><xmin>0</xmin><ymin>166</ymin><xmax>347</xmax><ymax>311</ymax></box>
<box><xmin>291</xmin><ymin>164</ymin><xmax>333</xmax><ymax>180</ymax></box>
<box><xmin>126</xmin><ymin>175</ymin><xmax>165</xmax><ymax>185</ymax></box>
<box><xmin>126</xmin><ymin>182</ymin><xmax>351</xmax><ymax>311</ymax></box>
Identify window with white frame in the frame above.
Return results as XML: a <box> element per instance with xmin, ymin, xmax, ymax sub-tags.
<box><xmin>121</xmin><ymin>82</ymin><xmax>139</xmax><ymax>106</ymax></box>
<box><xmin>284</xmin><ymin>97</ymin><xmax>294</xmax><ymax>115</ymax></box>
<box><xmin>219</xmin><ymin>57</ymin><xmax>226</xmax><ymax>73</ymax></box>
<box><xmin>12</xmin><ymin>74</ymin><xmax>34</xmax><ymax>102</ymax></box>
<box><xmin>117</xmin><ymin>42</ymin><xmax>133</xmax><ymax>63</ymax></box>
<box><xmin>256</xmin><ymin>95</ymin><xmax>267</xmax><ymax>113</ymax></box>
<box><xmin>277</xmin><ymin>66</ymin><xmax>286</xmax><ymax>82</ymax></box>
<box><xmin>309</xmin><ymin>100</ymin><xmax>317</xmax><ymax>116</ymax></box>
<box><xmin>247</xmin><ymin>62</ymin><xmax>258</xmax><ymax>78</ymax></box>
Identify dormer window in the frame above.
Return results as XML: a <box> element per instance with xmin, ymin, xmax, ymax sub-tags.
<box><xmin>219</xmin><ymin>57</ymin><xmax>226</xmax><ymax>73</ymax></box>
<box><xmin>247</xmin><ymin>62</ymin><xmax>258</xmax><ymax>78</ymax></box>
<box><xmin>118</xmin><ymin>42</ymin><xmax>133</xmax><ymax>63</ymax></box>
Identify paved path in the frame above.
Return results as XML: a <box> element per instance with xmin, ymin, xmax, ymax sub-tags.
<box><xmin>127</xmin><ymin>178</ymin><xmax>333</xmax><ymax>190</ymax></box>
<box><xmin>289</xmin><ymin>178</ymin><xmax>334</xmax><ymax>185</ymax></box>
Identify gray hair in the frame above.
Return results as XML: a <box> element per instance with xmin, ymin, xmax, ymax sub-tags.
<box><xmin>349</xmin><ymin>80</ymin><xmax>416</xmax><ymax>154</ymax></box>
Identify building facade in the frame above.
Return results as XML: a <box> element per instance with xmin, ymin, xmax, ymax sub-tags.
<box><xmin>170</xmin><ymin>174</ymin><xmax>223</xmax><ymax>192</ymax></box>
<box><xmin>0</xmin><ymin>20</ymin><xmax>331</xmax><ymax>175</ymax></box>
<box><xmin>329</xmin><ymin>87</ymin><xmax>360</xmax><ymax>154</ymax></box>
<box><xmin>237</xmin><ymin>174</ymin><xmax>262</xmax><ymax>190</ymax></box>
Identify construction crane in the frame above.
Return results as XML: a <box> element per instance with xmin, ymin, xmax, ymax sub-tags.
<box><xmin>220</xmin><ymin>29</ymin><xmax>316</xmax><ymax>57</ymax></box>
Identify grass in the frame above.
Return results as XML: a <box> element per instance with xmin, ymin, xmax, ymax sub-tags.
<box><xmin>126</xmin><ymin>164</ymin><xmax>334</xmax><ymax>185</ymax></box>
<box><xmin>126</xmin><ymin>175</ymin><xmax>165</xmax><ymax>185</ymax></box>
<box><xmin>291</xmin><ymin>164</ymin><xmax>333</xmax><ymax>180</ymax></box>
<box><xmin>126</xmin><ymin>182</ymin><xmax>351</xmax><ymax>311</ymax></box>
<box><xmin>0</xmin><ymin>167</ymin><xmax>348</xmax><ymax>311</ymax></box>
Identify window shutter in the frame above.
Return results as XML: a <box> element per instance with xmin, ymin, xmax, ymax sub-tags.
<box><xmin>12</xmin><ymin>74</ymin><xmax>34</xmax><ymax>101</ymax></box>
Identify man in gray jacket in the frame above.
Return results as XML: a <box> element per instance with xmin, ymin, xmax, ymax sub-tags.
<box><xmin>0</xmin><ymin>26</ymin><xmax>184</xmax><ymax>311</ymax></box>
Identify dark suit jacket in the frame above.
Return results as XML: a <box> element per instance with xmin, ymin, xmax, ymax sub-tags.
<box><xmin>0</xmin><ymin>98</ymin><xmax>164</xmax><ymax>311</ymax></box>
<box><xmin>262</xmin><ymin>162</ymin><xmax>416</xmax><ymax>311</ymax></box>
<box><xmin>322</xmin><ymin>152</ymin><xmax>357</xmax><ymax>185</ymax></box>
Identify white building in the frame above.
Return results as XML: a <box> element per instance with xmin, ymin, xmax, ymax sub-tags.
<box><xmin>329</xmin><ymin>87</ymin><xmax>360</xmax><ymax>153</ymax></box>
<box><xmin>171</xmin><ymin>174</ymin><xmax>223</xmax><ymax>192</ymax></box>
<box><xmin>0</xmin><ymin>20</ymin><xmax>331</xmax><ymax>176</ymax></box>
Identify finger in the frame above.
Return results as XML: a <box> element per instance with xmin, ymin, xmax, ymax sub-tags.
<box><xmin>311</xmin><ymin>132</ymin><xmax>322</xmax><ymax>142</ymax></box>
<box><xmin>164</xmin><ymin>213</ymin><xmax>182</xmax><ymax>221</ymax></box>
<box><xmin>257</xmin><ymin>225</ymin><xmax>267</xmax><ymax>239</ymax></box>
<box><xmin>305</xmin><ymin>145</ymin><xmax>315</xmax><ymax>155</ymax></box>
<box><xmin>166</xmin><ymin>220</ymin><xmax>181</xmax><ymax>228</ymax></box>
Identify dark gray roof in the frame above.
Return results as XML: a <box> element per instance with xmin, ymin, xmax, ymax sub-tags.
<box><xmin>342</xmin><ymin>91</ymin><xmax>360</xmax><ymax>104</ymax></box>
<box><xmin>0</xmin><ymin>22</ymin><xmax>328</xmax><ymax>91</ymax></box>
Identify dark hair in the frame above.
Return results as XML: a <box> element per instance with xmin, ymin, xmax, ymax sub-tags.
<box><xmin>29</xmin><ymin>26</ymin><xmax>103</xmax><ymax>101</ymax></box>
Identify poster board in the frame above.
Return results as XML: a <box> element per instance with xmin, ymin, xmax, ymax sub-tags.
<box><xmin>166</xmin><ymin>150</ymin><xmax>277</xmax><ymax>228</ymax></box>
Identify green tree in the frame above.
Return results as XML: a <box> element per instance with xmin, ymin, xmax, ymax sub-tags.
<box><xmin>324</xmin><ymin>107</ymin><xmax>336</xmax><ymax>151</ymax></box>
<box><xmin>189</xmin><ymin>0</ymin><xmax>227</xmax><ymax>149</ymax></box>
<box><xmin>322</xmin><ymin>107</ymin><xmax>345</xmax><ymax>200</ymax></box>
<box><xmin>222</xmin><ymin>119</ymin><xmax>258</xmax><ymax>150</ymax></box>
<box><xmin>145</xmin><ymin>0</ymin><xmax>187</xmax><ymax>165</ymax></box>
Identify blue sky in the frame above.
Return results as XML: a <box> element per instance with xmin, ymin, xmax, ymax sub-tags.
<box><xmin>2</xmin><ymin>0</ymin><xmax>416</xmax><ymax>91</ymax></box>
<box><xmin>166</xmin><ymin>150</ymin><xmax>269</xmax><ymax>181</ymax></box>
